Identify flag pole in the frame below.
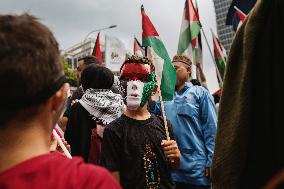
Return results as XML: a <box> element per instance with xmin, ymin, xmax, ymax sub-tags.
<box><xmin>156</xmin><ymin>76</ymin><xmax>170</xmax><ymax>141</ymax></box>
<box><xmin>210</xmin><ymin>28</ymin><xmax>225</xmax><ymax>87</ymax></box>
<box><xmin>194</xmin><ymin>47</ymin><xmax>200</xmax><ymax>81</ymax></box>
<box><xmin>133</xmin><ymin>34</ymin><xmax>136</xmax><ymax>55</ymax></box>
<box><xmin>200</xmin><ymin>27</ymin><xmax>223</xmax><ymax>86</ymax></box>
<box><xmin>146</xmin><ymin>46</ymin><xmax>170</xmax><ymax>140</ymax></box>
<box><xmin>200</xmin><ymin>26</ymin><xmax>223</xmax><ymax>87</ymax></box>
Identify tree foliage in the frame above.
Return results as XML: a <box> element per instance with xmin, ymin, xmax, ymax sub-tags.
<box><xmin>63</xmin><ymin>60</ymin><xmax>78</xmax><ymax>87</ymax></box>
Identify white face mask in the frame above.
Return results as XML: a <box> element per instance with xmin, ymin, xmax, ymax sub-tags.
<box><xmin>126</xmin><ymin>80</ymin><xmax>144</xmax><ymax>110</ymax></box>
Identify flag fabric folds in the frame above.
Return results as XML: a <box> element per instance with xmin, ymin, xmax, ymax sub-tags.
<box><xmin>104</xmin><ymin>35</ymin><xmax>127</xmax><ymax>72</ymax></box>
<box><xmin>92</xmin><ymin>32</ymin><xmax>102</xmax><ymax>64</ymax></box>
<box><xmin>177</xmin><ymin>0</ymin><xmax>201</xmax><ymax>56</ymax></box>
<box><xmin>235</xmin><ymin>6</ymin><xmax>247</xmax><ymax>22</ymax></box>
<box><xmin>133</xmin><ymin>37</ymin><xmax>145</xmax><ymax>56</ymax></box>
<box><xmin>226</xmin><ymin>0</ymin><xmax>256</xmax><ymax>31</ymax></box>
<box><xmin>234</xmin><ymin>6</ymin><xmax>247</xmax><ymax>30</ymax></box>
<box><xmin>141</xmin><ymin>5</ymin><xmax>176</xmax><ymax>101</ymax></box>
<box><xmin>177</xmin><ymin>0</ymin><xmax>202</xmax><ymax>79</ymax></box>
<box><xmin>212</xmin><ymin>31</ymin><xmax>227</xmax><ymax>82</ymax></box>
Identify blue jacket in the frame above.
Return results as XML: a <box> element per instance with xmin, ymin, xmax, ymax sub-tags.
<box><xmin>150</xmin><ymin>83</ymin><xmax>217</xmax><ymax>186</ymax></box>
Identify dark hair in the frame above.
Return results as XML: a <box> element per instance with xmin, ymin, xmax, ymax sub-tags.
<box><xmin>190</xmin><ymin>79</ymin><xmax>201</xmax><ymax>86</ymax></box>
<box><xmin>0</xmin><ymin>14</ymin><xmax>63</xmax><ymax>125</ymax></box>
<box><xmin>81</xmin><ymin>64</ymin><xmax>114</xmax><ymax>90</ymax></box>
<box><xmin>212</xmin><ymin>93</ymin><xmax>221</xmax><ymax>104</ymax></box>
<box><xmin>78</xmin><ymin>56</ymin><xmax>99</xmax><ymax>66</ymax></box>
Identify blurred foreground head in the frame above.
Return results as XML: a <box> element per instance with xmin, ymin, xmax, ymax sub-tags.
<box><xmin>211</xmin><ymin>0</ymin><xmax>284</xmax><ymax>188</ymax></box>
<box><xmin>0</xmin><ymin>14</ymin><xmax>67</xmax><ymax>127</ymax></box>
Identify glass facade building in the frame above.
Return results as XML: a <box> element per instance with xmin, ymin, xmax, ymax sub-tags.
<box><xmin>213</xmin><ymin>0</ymin><xmax>235</xmax><ymax>53</ymax></box>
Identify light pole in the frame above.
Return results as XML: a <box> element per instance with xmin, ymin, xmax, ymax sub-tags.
<box><xmin>83</xmin><ymin>25</ymin><xmax>117</xmax><ymax>43</ymax></box>
<box><xmin>81</xmin><ymin>25</ymin><xmax>117</xmax><ymax>58</ymax></box>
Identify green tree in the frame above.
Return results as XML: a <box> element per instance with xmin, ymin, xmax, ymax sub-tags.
<box><xmin>63</xmin><ymin>61</ymin><xmax>78</xmax><ymax>87</ymax></box>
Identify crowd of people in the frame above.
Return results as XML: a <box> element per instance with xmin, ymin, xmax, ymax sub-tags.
<box><xmin>1</xmin><ymin>0</ymin><xmax>283</xmax><ymax>188</ymax></box>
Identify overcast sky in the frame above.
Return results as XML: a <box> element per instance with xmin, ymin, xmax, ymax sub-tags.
<box><xmin>0</xmin><ymin>0</ymin><xmax>220</xmax><ymax>92</ymax></box>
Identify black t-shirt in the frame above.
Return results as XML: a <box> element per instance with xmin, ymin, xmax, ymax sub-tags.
<box><xmin>65</xmin><ymin>103</ymin><xmax>96</xmax><ymax>162</ymax></box>
<box><xmin>100</xmin><ymin>114</ymin><xmax>175</xmax><ymax>189</ymax></box>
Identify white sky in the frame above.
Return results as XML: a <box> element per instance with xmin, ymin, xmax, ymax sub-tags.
<box><xmin>0</xmin><ymin>0</ymin><xmax>220</xmax><ymax>93</ymax></box>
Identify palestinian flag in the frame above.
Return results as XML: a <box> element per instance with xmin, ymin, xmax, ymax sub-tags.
<box><xmin>226</xmin><ymin>0</ymin><xmax>256</xmax><ymax>31</ymax></box>
<box><xmin>177</xmin><ymin>0</ymin><xmax>201</xmax><ymax>67</ymax></box>
<box><xmin>141</xmin><ymin>5</ymin><xmax>176</xmax><ymax>101</ymax></box>
<box><xmin>234</xmin><ymin>6</ymin><xmax>247</xmax><ymax>30</ymax></box>
<box><xmin>92</xmin><ymin>32</ymin><xmax>102</xmax><ymax>64</ymax></box>
<box><xmin>133</xmin><ymin>36</ymin><xmax>145</xmax><ymax>56</ymax></box>
<box><xmin>212</xmin><ymin>31</ymin><xmax>227</xmax><ymax>82</ymax></box>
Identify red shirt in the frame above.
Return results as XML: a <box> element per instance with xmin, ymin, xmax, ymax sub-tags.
<box><xmin>0</xmin><ymin>152</ymin><xmax>121</xmax><ymax>189</ymax></box>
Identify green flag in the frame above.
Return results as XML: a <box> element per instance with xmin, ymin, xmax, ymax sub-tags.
<box><xmin>141</xmin><ymin>5</ymin><xmax>176</xmax><ymax>101</ymax></box>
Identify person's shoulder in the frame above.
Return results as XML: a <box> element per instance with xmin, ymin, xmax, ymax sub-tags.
<box><xmin>105</xmin><ymin>115</ymin><xmax>125</xmax><ymax>131</ymax></box>
<box><xmin>0</xmin><ymin>153</ymin><xmax>121</xmax><ymax>189</ymax></box>
<box><xmin>71</xmin><ymin>101</ymin><xmax>81</xmax><ymax>109</ymax></box>
<box><xmin>151</xmin><ymin>114</ymin><xmax>162</xmax><ymax>123</ymax></box>
<box><xmin>69</xmin><ymin>159</ymin><xmax>119</xmax><ymax>188</ymax></box>
<box><xmin>71</xmin><ymin>102</ymin><xmax>91</xmax><ymax>116</ymax></box>
<box><xmin>150</xmin><ymin>114</ymin><xmax>174</xmax><ymax>138</ymax></box>
<box><xmin>151</xmin><ymin>114</ymin><xmax>166</xmax><ymax>128</ymax></box>
<box><xmin>56</xmin><ymin>154</ymin><xmax>120</xmax><ymax>189</ymax></box>
<box><xmin>49</xmin><ymin>153</ymin><xmax>121</xmax><ymax>189</ymax></box>
<box><xmin>187</xmin><ymin>82</ymin><xmax>208</xmax><ymax>97</ymax></box>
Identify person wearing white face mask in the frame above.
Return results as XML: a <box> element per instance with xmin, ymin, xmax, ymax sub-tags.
<box><xmin>100</xmin><ymin>55</ymin><xmax>181</xmax><ymax>189</ymax></box>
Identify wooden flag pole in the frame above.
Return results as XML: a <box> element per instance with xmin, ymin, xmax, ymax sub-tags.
<box><xmin>156</xmin><ymin>75</ymin><xmax>170</xmax><ymax>141</ymax></box>
<box><xmin>146</xmin><ymin>47</ymin><xmax>170</xmax><ymax>140</ymax></box>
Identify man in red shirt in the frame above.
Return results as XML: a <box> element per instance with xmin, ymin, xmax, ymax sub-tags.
<box><xmin>0</xmin><ymin>14</ymin><xmax>121</xmax><ymax>189</ymax></box>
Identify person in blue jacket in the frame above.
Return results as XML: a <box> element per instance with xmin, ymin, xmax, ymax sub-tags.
<box><xmin>149</xmin><ymin>55</ymin><xmax>217</xmax><ymax>189</ymax></box>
